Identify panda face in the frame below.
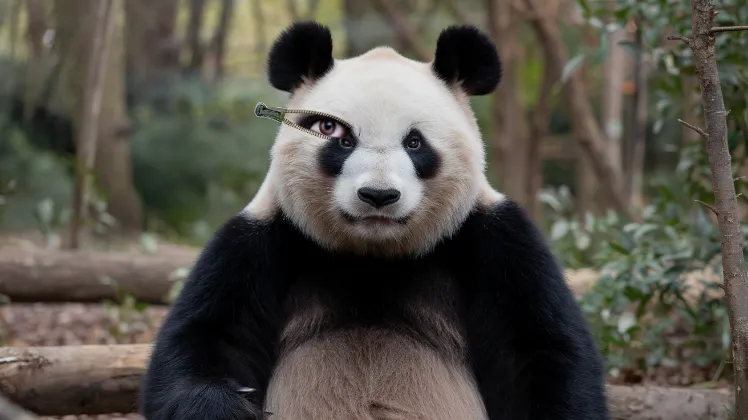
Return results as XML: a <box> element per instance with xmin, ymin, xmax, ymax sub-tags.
<box><xmin>250</xmin><ymin>22</ymin><xmax>502</xmax><ymax>257</ymax></box>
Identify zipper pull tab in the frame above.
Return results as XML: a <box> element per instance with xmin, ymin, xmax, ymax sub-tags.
<box><xmin>254</xmin><ymin>102</ymin><xmax>286</xmax><ymax>124</ymax></box>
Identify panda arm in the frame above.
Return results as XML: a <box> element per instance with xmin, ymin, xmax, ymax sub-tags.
<box><xmin>462</xmin><ymin>200</ymin><xmax>608</xmax><ymax>420</ymax></box>
<box><xmin>140</xmin><ymin>214</ymin><xmax>283</xmax><ymax>420</ymax></box>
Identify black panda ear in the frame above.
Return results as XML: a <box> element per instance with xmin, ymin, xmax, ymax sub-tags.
<box><xmin>267</xmin><ymin>21</ymin><xmax>334</xmax><ymax>93</ymax></box>
<box><xmin>432</xmin><ymin>25</ymin><xmax>502</xmax><ymax>96</ymax></box>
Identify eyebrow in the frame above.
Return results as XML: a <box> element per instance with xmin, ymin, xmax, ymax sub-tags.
<box><xmin>254</xmin><ymin>102</ymin><xmax>354</xmax><ymax>140</ymax></box>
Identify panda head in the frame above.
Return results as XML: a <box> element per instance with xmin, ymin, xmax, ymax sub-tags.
<box><xmin>248</xmin><ymin>21</ymin><xmax>503</xmax><ymax>257</ymax></box>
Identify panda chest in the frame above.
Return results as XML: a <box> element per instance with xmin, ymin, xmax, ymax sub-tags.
<box><xmin>278</xmin><ymin>264</ymin><xmax>467</xmax><ymax>357</ymax></box>
<box><xmin>263</xmin><ymin>270</ymin><xmax>488</xmax><ymax>420</ymax></box>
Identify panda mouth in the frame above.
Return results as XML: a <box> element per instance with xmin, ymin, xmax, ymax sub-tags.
<box><xmin>340</xmin><ymin>211</ymin><xmax>410</xmax><ymax>225</ymax></box>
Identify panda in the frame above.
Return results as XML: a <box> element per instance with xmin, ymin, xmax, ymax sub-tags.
<box><xmin>140</xmin><ymin>21</ymin><xmax>609</xmax><ymax>420</ymax></box>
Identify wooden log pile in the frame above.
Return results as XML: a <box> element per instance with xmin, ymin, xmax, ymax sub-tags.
<box><xmin>0</xmin><ymin>344</ymin><xmax>735</xmax><ymax>419</ymax></box>
<box><xmin>0</xmin><ymin>248</ymin><xmax>735</xmax><ymax>419</ymax></box>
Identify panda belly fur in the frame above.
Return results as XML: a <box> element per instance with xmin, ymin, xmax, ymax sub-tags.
<box><xmin>264</xmin><ymin>237</ymin><xmax>488</xmax><ymax>420</ymax></box>
<box><xmin>265</xmin><ymin>327</ymin><xmax>487</xmax><ymax>420</ymax></box>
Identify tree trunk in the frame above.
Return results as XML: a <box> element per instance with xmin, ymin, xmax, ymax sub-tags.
<box><xmin>0</xmin><ymin>343</ymin><xmax>735</xmax><ymax>418</ymax></box>
<box><xmin>67</xmin><ymin>0</ymin><xmax>117</xmax><ymax>249</ymax></box>
<box><xmin>124</xmin><ymin>0</ymin><xmax>179</xmax><ymax>101</ymax></box>
<box><xmin>8</xmin><ymin>0</ymin><xmax>21</xmax><ymax>59</ymax></box>
<box><xmin>523</xmin><ymin>0</ymin><xmax>631</xmax><ymax>218</ymax></box>
<box><xmin>55</xmin><ymin>0</ymin><xmax>143</xmax><ymax>238</ymax></box>
<box><xmin>487</xmin><ymin>0</ymin><xmax>531</xmax><ymax>207</ymax></box>
<box><xmin>602</xmin><ymin>8</ymin><xmax>626</xmax><ymax>180</ymax></box>
<box><xmin>526</xmin><ymin>27</ymin><xmax>558</xmax><ymax>220</ymax></box>
<box><xmin>251</xmin><ymin>0</ymin><xmax>267</xmax><ymax>72</ymax></box>
<box><xmin>186</xmin><ymin>0</ymin><xmax>207</xmax><ymax>74</ymax></box>
<box><xmin>674</xmin><ymin>1</ymin><xmax>748</xmax><ymax>415</ymax></box>
<box><xmin>575</xmin><ymin>24</ymin><xmax>599</xmax><ymax>218</ymax></box>
<box><xmin>212</xmin><ymin>0</ymin><xmax>234</xmax><ymax>82</ymax></box>
<box><xmin>0</xmin><ymin>247</ymin><xmax>196</xmax><ymax>304</ymax></box>
<box><xmin>625</xmin><ymin>22</ymin><xmax>648</xmax><ymax>209</ymax></box>
<box><xmin>21</xmin><ymin>0</ymin><xmax>47</xmax><ymax>124</ymax></box>
<box><xmin>24</xmin><ymin>0</ymin><xmax>45</xmax><ymax>58</ymax></box>
<box><xmin>0</xmin><ymin>345</ymin><xmax>149</xmax><ymax>416</ymax></box>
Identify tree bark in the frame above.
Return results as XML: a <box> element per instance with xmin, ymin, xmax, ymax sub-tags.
<box><xmin>124</xmin><ymin>0</ymin><xmax>179</xmax><ymax>98</ymax></box>
<box><xmin>526</xmin><ymin>37</ymin><xmax>556</xmax><ymax>221</ymax></box>
<box><xmin>186</xmin><ymin>0</ymin><xmax>207</xmax><ymax>74</ymax></box>
<box><xmin>607</xmin><ymin>385</ymin><xmax>731</xmax><ymax>420</ymax></box>
<box><xmin>55</xmin><ymin>0</ymin><xmax>143</xmax><ymax>238</ymax></box>
<box><xmin>523</xmin><ymin>0</ymin><xmax>632</xmax><ymax>218</ymax></box>
<box><xmin>624</xmin><ymin>20</ymin><xmax>648</xmax><ymax>209</ymax></box>
<box><xmin>0</xmin><ymin>343</ymin><xmax>734</xmax><ymax>418</ymax></box>
<box><xmin>24</xmin><ymin>0</ymin><xmax>45</xmax><ymax>58</ymax></box>
<box><xmin>674</xmin><ymin>1</ymin><xmax>748</xmax><ymax>416</ymax></box>
<box><xmin>67</xmin><ymin>0</ymin><xmax>117</xmax><ymax>250</ymax></box>
<box><xmin>251</xmin><ymin>0</ymin><xmax>267</xmax><ymax>71</ymax></box>
<box><xmin>602</xmin><ymin>7</ymin><xmax>626</xmax><ymax>180</ymax></box>
<box><xmin>487</xmin><ymin>0</ymin><xmax>531</xmax><ymax>207</ymax></box>
<box><xmin>0</xmin><ymin>345</ymin><xmax>149</xmax><ymax>416</ymax></box>
<box><xmin>212</xmin><ymin>0</ymin><xmax>235</xmax><ymax>82</ymax></box>
<box><xmin>0</xmin><ymin>247</ymin><xmax>196</xmax><ymax>304</ymax></box>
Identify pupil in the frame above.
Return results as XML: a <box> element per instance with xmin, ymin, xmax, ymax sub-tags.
<box><xmin>323</xmin><ymin>121</ymin><xmax>334</xmax><ymax>132</ymax></box>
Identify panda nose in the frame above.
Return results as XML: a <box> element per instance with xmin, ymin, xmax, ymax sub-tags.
<box><xmin>357</xmin><ymin>187</ymin><xmax>401</xmax><ymax>208</ymax></box>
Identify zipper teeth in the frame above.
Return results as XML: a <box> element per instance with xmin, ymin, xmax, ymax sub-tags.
<box><xmin>281</xmin><ymin>108</ymin><xmax>352</xmax><ymax>140</ymax></box>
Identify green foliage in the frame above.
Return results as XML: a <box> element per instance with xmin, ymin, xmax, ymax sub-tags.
<box><xmin>0</xmin><ymin>117</ymin><xmax>73</xmax><ymax>231</ymax></box>
<box><xmin>558</xmin><ymin>0</ymin><xmax>748</xmax><ymax>382</ymax></box>
<box><xmin>130</xmin><ymin>76</ymin><xmax>285</xmax><ymax>242</ymax></box>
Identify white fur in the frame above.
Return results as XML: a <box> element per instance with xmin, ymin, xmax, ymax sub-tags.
<box><xmin>243</xmin><ymin>47</ymin><xmax>504</xmax><ymax>256</ymax></box>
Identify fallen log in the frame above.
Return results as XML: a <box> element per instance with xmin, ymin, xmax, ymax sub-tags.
<box><xmin>0</xmin><ymin>247</ymin><xmax>196</xmax><ymax>305</ymax></box>
<box><xmin>0</xmin><ymin>344</ymin><xmax>149</xmax><ymax>416</ymax></box>
<box><xmin>0</xmin><ymin>344</ymin><xmax>735</xmax><ymax>419</ymax></box>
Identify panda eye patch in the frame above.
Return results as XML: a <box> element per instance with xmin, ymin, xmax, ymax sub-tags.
<box><xmin>254</xmin><ymin>102</ymin><xmax>353</xmax><ymax>141</ymax></box>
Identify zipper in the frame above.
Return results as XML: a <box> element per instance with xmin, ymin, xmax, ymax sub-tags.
<box><xmin>254</xmin><ymin>102</ymin><xmax>352</xmax><ymax>140</ymax></box>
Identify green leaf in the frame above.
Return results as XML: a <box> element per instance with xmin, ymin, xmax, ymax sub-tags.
<box><xmin>562</xmin><ymin>54</ymin><xmax>588</xmax><ymax>84</ymax></box>
<box><xmin>610</xmin><ymin>241</ymin><xmax>630</xmax><ymax>255</ymax></box>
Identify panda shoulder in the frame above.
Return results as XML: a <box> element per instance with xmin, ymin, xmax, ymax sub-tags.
<box><xmin>463</xmin><ymin>184</ymin><xmax>543</xmax><ymax>244</ymax></box>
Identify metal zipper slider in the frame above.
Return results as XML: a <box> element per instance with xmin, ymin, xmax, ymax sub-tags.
<box><xmin>254</xmin><ymin>102</ymin><xmax>286</xmax><ymax>124</ymax></box>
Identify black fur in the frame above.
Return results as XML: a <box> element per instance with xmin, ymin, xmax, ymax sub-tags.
<box><xmin>317</xmin><ymin>136</ymin><xmax>356</xmax><ymax>177</ymax></box>
<box><xmin>267</xmin><ymin>21</ymin><xmax>334</xmax><ymax>92</ymax></box>
<box><xmin>140</xmin><ymin>199</ymin><xmax>608</xmax><ymax>420</ymax></box>
<box><xmin>404</xmin><ymin>129</ymin><xmax>440</xmax><ymax>179</ymax></box>
<box><xmin>432</xmin><ymin>25</ymin><xmax>502</xmax><ymax>96</ymax></box>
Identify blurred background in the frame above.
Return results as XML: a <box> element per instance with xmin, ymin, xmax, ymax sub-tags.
<box><xmin>0</xmin><ymin>0</ymin><xmax>746</xmax><ymax>418</ymax></box>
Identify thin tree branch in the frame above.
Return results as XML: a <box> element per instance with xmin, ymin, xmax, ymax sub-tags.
<box><xmin>695</xmin><ymin>199</ymin><xmax>719</xmax><ymax>216</ymax></box>
<box><xmin>677</xmin><ymin>118</ymin><xmax>709</xmax><ymax>138</ymax></box>
<box><xmin>685</xmin><ymin>0</ymin><xmax>748</xmax><ymax>416</ymax></box>
<box><xmin>667</xmin><ymin>34</ymin><xmax>692</xmax><ymax>43</ymax></box>
<box><xmin>710</xmin><ymin>26</ymin><xmax>748</xmax><ymax>33</ymax></box>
